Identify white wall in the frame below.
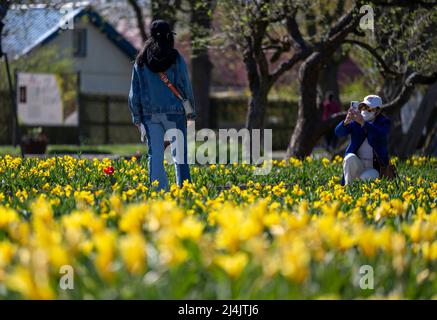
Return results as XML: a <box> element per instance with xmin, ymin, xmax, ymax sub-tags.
<box><xmin>43</xmin><ymin>16</ymin><xmax>134</xmax><ymax>96</ymax></box>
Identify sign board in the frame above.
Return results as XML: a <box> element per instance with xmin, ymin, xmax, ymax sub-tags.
<box><xmin>17</xmin><ymin>72</ymin><xmax>78</xmax><ymax>126</ymax></box>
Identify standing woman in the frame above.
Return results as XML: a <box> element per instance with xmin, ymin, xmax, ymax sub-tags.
<box><xmin>128</xmin><ymin>20</ymin><xmax>196</xmax><ymax>191</ymax></box>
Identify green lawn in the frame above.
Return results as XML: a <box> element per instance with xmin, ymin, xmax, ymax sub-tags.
<box><xmin>1</xmin><ymin>143</ymin><xmax>302</xmax><ymax>160</ymax></box>
<box><xmin>0</xmin><ymin>144</ymin><xmax>148</xmax><ymax>156</ymax></box>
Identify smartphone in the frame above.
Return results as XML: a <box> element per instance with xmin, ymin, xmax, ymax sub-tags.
<box><xmin>350</xmin><ymin>101</ymin><xmax>359</xmax><ymax>109</ymax></box>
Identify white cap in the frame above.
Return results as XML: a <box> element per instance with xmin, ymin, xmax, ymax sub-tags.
<box><xmin>360</xmin><ymin>95</ymin><xmax>382</xmax><ymax>109</ymax></box>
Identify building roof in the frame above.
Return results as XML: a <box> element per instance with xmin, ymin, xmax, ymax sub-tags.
<box><xmin>2</xmin><ymin>5</ymin><xmax>138</xmax><ymax>60</ymax></box>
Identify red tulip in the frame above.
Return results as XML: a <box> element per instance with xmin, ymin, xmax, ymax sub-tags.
<box><xmin>103</xmin><ymin>166</ymin><xmax>115</xmax><ymax>175</ymax></box>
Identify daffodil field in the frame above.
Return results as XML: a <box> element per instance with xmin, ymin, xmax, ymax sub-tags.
<box><xmin>0</xmin><ymin>154</ymin><xmax>436</xmax><ymax>299</ymax></box>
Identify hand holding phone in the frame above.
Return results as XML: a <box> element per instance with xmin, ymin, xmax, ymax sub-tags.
<box><xmin>350</xmin><ymin>101</ymin><xmax>359</xmax><ymax>109</ymax></box>
<box><xmin>344</xmin><ymin>111</ymin><xmax>353</xmax><ymax>125</ymax></box>
<box><xmin>344</xmin><ymin>101</ymin><xmax>360</xmax><ymax>125</ymax></box>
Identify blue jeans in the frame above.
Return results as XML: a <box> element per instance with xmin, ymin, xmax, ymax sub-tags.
<box><xmin>142</xmin><ymin>113</ymin><xmax>191</xmax><ymax>191</ymax></box>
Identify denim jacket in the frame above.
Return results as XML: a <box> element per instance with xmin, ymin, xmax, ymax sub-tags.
<box><xmin>128</xmin><ymin>52</ymin><xmax>196</xmax><ymax>124</ymax></box>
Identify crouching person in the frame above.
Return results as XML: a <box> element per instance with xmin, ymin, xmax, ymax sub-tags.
<box><xmin>335</xmin><ymin>95</ymin><xmax>391</xmax><ymax>185</ymax></box>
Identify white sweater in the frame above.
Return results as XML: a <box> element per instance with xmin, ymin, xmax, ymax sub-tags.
<box><xmin>357</xmin><ymin>138</ymin><xmax>374</xmax><ymax>169</ymax></box>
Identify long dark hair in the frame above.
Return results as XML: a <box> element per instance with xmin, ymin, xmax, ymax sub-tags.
<box><xmin>136</xmin><ymin>38</ymin><xmax>152</xmax><ymax>67</ymax></box>
<box><xmin>135</xmin><ymin>29</ymin><xmax>177</xmax><ymax>72</ymax></box>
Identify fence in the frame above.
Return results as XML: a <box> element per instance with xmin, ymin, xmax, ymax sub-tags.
<box><xmin>78</xmin><ymin>94</ymin><xmax>138</xmax><ymax>144</ymax></box>
<box><xmin>0</xmin><ymin>91</ymin><xmax>299</xmax><ymax>150</ymax></box>
<box><xmin>210</xmin><ymin>96</ymin><xmax>298</xmax><ymax>150</ymax></box>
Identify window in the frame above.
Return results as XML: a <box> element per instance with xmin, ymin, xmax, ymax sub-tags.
<box><xmin>73</xmin><ymin>29</ymin><xmax>87</xmax><ymax>57</ymax></box>
<box><xmin>19</xmin><ymin>86</ymin><xmax>27</xmax><ymax>103</ymax></box>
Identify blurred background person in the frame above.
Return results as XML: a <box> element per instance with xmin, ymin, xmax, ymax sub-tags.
<box><xmin>322</xmin><ymin>91</ymin><xmax>341</xmax><ymax>152</ymax></box>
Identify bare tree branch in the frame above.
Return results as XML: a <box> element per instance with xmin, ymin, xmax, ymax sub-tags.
<box><xmin>269</xmin><ymin>48</ymin><xmax>311</xmax><ymax>85</ymax></box>
<box><xmin>317</xmin><ymin>3</ymin><xmax>364</xmax><ymax>61</ymax></box>
<box><xmin>271</xmin><ymin>0</ymin><xmax>364</xmax><ymax>87</ymax></box>
<box><xmin>369</xmin><ymin>0</ymin><xmax>437</xmax><ymax>8</ymax></box>
<box><xmin>343</xmin><ymin>39</ymin><xmax>403</xmax><ymax>77</ymax></box>
<box><xmin>286</xmin><ymin>11</ymin><xmax>308</xmax><ymax>51</ymax></box>
<box><xmin>127</xmin><ymin>0</ymin><xmax>147</xmax><ymax>42</ymax></box>
<box><xmin>267</xmin><ymin>41</ymin><xmax>291</xmax><ymax>63</ymax></box>
<box><xmin>126</xmin><ymin>0</ymin><xmax>147</xmax><ymax>42</ymax></box>
<box><xmin>382</xmin><ymin>71</ymin><xmax>437</xmax><ymax>113</ymax></box>
<box><xmin>326</xmin><ymin>2</ymin><xmax>361</xmax><ymax>40</ymax></box>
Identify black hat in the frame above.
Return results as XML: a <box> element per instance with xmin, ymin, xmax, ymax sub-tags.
<box><xmin>150</xmin><ymin>20</ymin><xmax>176</xmax><ymax>41</ymax></box>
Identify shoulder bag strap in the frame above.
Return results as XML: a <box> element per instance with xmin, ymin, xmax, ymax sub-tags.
<box><xmin>374</xmin><ymin>150</ymin><xmax>384</xmax><ymax>168</ymax></box>
<box><xmin>374</xmin><ymin>148</ymin><xmax>391</xmax><ymax>168</ymax></box>
<box><xmin>159</xmin><ymin>71</ymin><xmax>184</xmax><ymax>101</ymax></box>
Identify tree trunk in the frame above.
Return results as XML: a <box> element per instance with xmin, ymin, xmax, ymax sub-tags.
<box><xmin>387</xmin><ymin>109</ymin><xmax>403</xmax><ymax>155</ymax></box>
<box><xmin>287</xmin><ymin>53</ymin><xmax>324</xmax><ymax>157</ymax></box>
<box><xmin>244</xmin><ymin>45</ymin><xmax>270</xmax><ymax>130</ymax></box>
<box><xmin>189</xmin><ymin>0</ymin><xmax>214</xmax><ymax>129</ymax></box>
<box><xmin>381</xmin><ymin>76</ymin><xmax>404</xmax><ymax>102</ymax></box>
<box><xmin>319</xmin><ymin>57</ymin><xmax>341</xmax><ymax>103</ymax></box>
<box><xmin>191</xmin><ymin>53</ymin><xmax>212</xmax><ymax>128</ymax></box>
<box><xmin>423</xmin><ymin>100</ymin><xmax>437</xmax><ymax>153</ymax></box>
<box><xmin>395</xmin><ymin>81</ymin><xmax>437</xmax><ymax>158</ymax></box>
<box><xmin>287</xmin><ymin>116</ymin><xmax>323</xmax><ymax>157</ymax></box>
<box><xmin>381</xmin><ymin>72</ymin><xmax>406</xmax><ymax>156</ymax></box>
<box><xmin>423</xmin><ymin>115</ymin><xmax>437</xmax><ymax>156</ymax></box>
<box><xmin>246</xmin><ymin>90</ymin><xmax>268</xmax><ymax>130</ymax></box>
<box><xmin>285</xmin><ymin>5</ymin><xmax>363</xmax><ymax>158</ymax></box>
